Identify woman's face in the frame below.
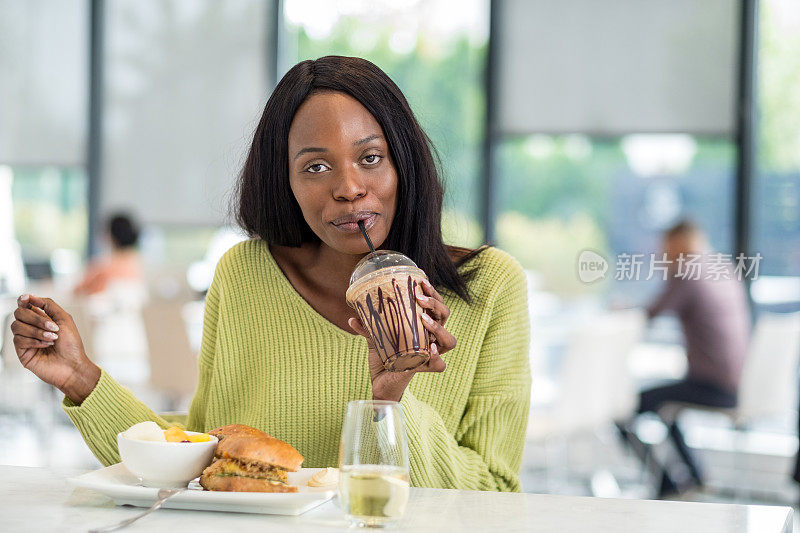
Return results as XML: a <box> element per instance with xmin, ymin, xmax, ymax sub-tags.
<box><xmin>287</xmin><ymin>91</ymin><xmax>398</xmax><ymax>255</ymax></box>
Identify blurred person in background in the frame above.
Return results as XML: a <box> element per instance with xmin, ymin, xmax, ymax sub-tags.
<box><xmin>73</xmin><ymin>213</ymin><xmax>143</xmax><ymax>296</ymax></box>
<box><xmin>621</xmin><ymin>220</ymin><xmax>751</xmax><ymax>496</ymax></box>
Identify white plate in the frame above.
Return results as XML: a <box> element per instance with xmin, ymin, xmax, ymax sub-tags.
<box><xmin>69</xmin><ymin>463</ymin><xmax>336</xmax><ymax>515</ymax></box>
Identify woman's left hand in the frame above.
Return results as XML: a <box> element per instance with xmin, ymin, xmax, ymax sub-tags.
<box><xmin>348</xmin><ymin>279</ymin><xmax>456</xmax><ymax>402</ymax></box>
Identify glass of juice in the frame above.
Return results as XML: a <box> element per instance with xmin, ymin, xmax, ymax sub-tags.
<box><xmin>338</xmin><ymin>400</ymin><xmax>410</xmax><ymax>528</ymax></box>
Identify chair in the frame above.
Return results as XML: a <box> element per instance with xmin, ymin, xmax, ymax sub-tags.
<box><xmin>1</xmin><ymin>299</ymin><xmax>20</xmax><ymax>374</ymax></box>
<box><xmin>78</xmin><ymin>282</ymin><xmax>150</xmax><ymax>385</ymax></box>
<box><xmin>659</xmin><ymin>312</ymin><xmax>800</xmax><ymax>429</ymax></box>
<box><xmin>0</xmin><ymin>297</ymin><xmax>53</xmax><ymax>428</ymax></box>
<box><xmin>735</xmin><ymin>312</ymin><xmax>800</xmax><ymax>425</ymax></box>
<box><xmin>657</xmin><ymin>312</ymin><xmax>800</xmax><ymax>495</ymax></box>
<box><xmin>146</xmin><ymin>267</ymin><xmax>196</xmax><ymax>302</ymax></box>
<box><xmin>141</xmin><ymin>299</ymin><xmax>198</xmax><ymax>411</ymax></box>
<box><xmin>526</xmin><ymin>309</ymin><xmax>646</xmax><ymax>494</ymax></box>
<box><xmin>528</xmin><ymin>309</ymin><xmax>646</xmax><ymax>440</ymax></box>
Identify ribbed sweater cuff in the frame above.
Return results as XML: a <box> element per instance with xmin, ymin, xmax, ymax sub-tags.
<box><xmin>401</xmin><ymin>391</ymin><xmax>430</xmax><ymax>485</ymax></box>
<box><xmin>401</xmin><ymin>389</ymin><xmax>523</xmax><ymax>491</ymax></box>
<box><xmin>62</xmin><ymin>369</ymin><xmax>161</xmax><ymax>466</ymax></box>
<box><xmin>401</xmin><ymin>390</ymin><xmax>462</xmax><ymax>488</ymax></box>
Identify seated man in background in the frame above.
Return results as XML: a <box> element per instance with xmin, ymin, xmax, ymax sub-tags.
<box><xmin>623</xmin><ymin>220</ymin><xmax>751</xmax><ymax>496</ymax></box>
<box><xmin>74</xmin><ymin>213</ymin><xmax>143</xmax><ymax>296</ymax></box>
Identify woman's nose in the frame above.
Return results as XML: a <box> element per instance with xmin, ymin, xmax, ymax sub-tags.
<box><xmin>332</xmin><ymin>165</ymin><xmax>367</xmax><ymax>201</ymax></box>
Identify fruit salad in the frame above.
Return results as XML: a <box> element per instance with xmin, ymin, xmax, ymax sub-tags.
<box><xmin>123</xmin><ymin>421</ymin><xmax>211</xmax><ymax>443</ymax></box>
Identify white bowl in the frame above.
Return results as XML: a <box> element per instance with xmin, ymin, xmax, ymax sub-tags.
<box><xmin>117</xmin><ymin>431</ymin><xmax>218</xmax><ymax>488</ymax></box>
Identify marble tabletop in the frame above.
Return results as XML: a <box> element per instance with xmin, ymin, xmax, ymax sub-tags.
<box><xmin>0</xmin><ymin>465</ymin><xmax>792</xmax><ymax>533</ymax></box>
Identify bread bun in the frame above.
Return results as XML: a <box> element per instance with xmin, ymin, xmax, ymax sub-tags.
<box><xmin>208</xmin><ymin>424</ymin><xmax>304</xmax><ymax>472</ymax></box>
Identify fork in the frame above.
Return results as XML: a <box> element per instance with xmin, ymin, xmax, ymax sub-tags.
<box><xmin>88</xmin><ymin>488</ymin><xmax>184</xmax><ymax>533</ymax></box>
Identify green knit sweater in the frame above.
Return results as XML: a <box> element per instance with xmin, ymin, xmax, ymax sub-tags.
<box><xmin>63</xmin><ymin>240</ymin><xmax>531</xmax><ymax>491</ymax></box>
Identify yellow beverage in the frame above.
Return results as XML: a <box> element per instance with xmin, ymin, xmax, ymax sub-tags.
<box><xmin>339</xmin><ymin>465</ymin><xmax>410</xmax><ymax>527</ymax></box>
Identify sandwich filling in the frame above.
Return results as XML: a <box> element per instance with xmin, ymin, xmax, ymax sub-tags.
<box><xmin>204</xmin><ymin>457</ymin><xmax>289</xmax><ymax>485</ymax></box>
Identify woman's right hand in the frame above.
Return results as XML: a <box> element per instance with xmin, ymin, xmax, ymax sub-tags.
<box><xmin>11</xmin><ymin>294</ymin><xmax>100</xmax><ymax>404</ymax></box>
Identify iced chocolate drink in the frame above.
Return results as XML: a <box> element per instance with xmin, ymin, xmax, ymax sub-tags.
<box><xmin>346</xmin><ymin>251</ymin><xmax>431</xmax><ymax>372</ymax></box>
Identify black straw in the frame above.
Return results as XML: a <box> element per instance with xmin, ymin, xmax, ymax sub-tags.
<box><xmin>358</xmin><ymin>220</ymin><xmax>375</xmax><ymax>253</ymax></box>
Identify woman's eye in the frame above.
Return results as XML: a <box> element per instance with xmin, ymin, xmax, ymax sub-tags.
<box><xmin>362</xmin><ymin>154</ymin><xmax>382</xmax><ymax>165</ymax></box>
<box><xmin>306</xmin><ymin>163</ymin><xmax>329</xmax><ymax>173</ymax></box>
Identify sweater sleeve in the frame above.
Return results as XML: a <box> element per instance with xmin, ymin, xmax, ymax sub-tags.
<box><xmin>61</xmin><ymin>268</ymin><xmax>222</xmax><ymax>466</ymax></box>
<box><xmin>402</xmin><ymin>257</ymin><xmax>531</xmax><ymax>491</ymax></box>
<box><xmin>646</xmin><ymin>278</ymin><xmax>687</xmax><ymax>319</ymax></box>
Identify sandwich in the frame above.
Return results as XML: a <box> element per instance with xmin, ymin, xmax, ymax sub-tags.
<box><xmin>199</xmin><ymin>424</ymin><xmax>304</xmax><ymax>493</ymax></box>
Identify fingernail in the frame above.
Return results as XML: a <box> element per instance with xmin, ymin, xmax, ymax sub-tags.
<box><xmin>421</xmin><ymin>313</ymin><xmax>433</xmax><ymax>323</ymax></box>
<box><xmin>44</xmin><ymin>342</ymin><xmax>54</xmax><ymax>347</ymax></box>
<box><xmin>416</xmin><ymin>294</ymin><xmax>429</xmax><ymax>302</ymax></box>
<box><xmin>44</xmin><ymin>332</ymin><xmax>58</xmax><ymax>340</ymax></box>
<box><xmin>46</xmin><ymin>322</ymin><xmax>59</xmax><ymax>332</ymax></box>
<box><xmin>431</xmin><ymin>343</ymin><xmax>438</xmax><ymax>354</ymax></box>
<box><xmin>18</xmin><ymin>294</ymin><xmax>29</xmax><ymax>304</ymax></box>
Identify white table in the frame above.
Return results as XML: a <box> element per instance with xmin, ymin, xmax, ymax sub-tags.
<box><xmin>0</xmin><ymin>466</ymin><xmax>792</xmax><ymax>532</ymax></box>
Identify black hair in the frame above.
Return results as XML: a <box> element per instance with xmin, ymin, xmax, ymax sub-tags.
<box><xmin>234</xmin><ymin>56</ymin><xmax>483</xmax><ymax>301</ymax></box>
<box><xmin>108</xmin><ymin>213</ymin><xmax>139</xmax><ymax>249</ymax></box>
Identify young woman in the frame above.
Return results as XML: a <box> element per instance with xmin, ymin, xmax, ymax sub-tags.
<box><xmin>11</xmin><ymin>56</ymin><xmax>531</xmax><ymax>491</ymax></box>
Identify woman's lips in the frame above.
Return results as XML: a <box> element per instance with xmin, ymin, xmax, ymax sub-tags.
<box><xmin>331</xmin><ymin>213</ymin><xmax>377</xmax><ymax>233</ymax></box>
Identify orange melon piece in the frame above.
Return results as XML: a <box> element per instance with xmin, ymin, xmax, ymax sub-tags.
<box><xmin>164</xmin><ymin>426</ymin><xmax>191</xmax><ymax>442</ymax></box>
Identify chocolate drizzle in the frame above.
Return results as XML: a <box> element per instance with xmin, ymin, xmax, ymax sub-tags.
<box><xmin>354</xmin><ymin>274</ymin><xmax>431</xmax><ymax>367</ymax></box>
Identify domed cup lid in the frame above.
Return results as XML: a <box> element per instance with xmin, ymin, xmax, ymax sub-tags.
<box><xmin>349</xmin><ymin>250</ymin><xmax>420</xmax><ymax>286</ymax></box>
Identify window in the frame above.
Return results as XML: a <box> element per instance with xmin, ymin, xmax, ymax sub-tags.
<box><xmin>496</xmin><ymin>135</ymin><xmax>735</xmax><ymax>302</ymax></box>
<box><xmin>283</xmin><ymin>0</ymin><xmax>489</xmax><ymax>247</ymax></box>
<box><xmin>102</xmin><ymin>0</ymin><xmax>269</xmax><ymax>226</ymax></box>
<box><xmin>0</xmin><ymin>1</ymin><xmax>89</xmax><ymax>267</ymax></box>
<box><xmin>754</xmin><ymin>0</ymin><xmax>800</xmax><ymax>280</ymax></box>
<box><xmin>10</xmin><ymin>167</ymin><xmax>88</xmax><ymax>261</ymax></box>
